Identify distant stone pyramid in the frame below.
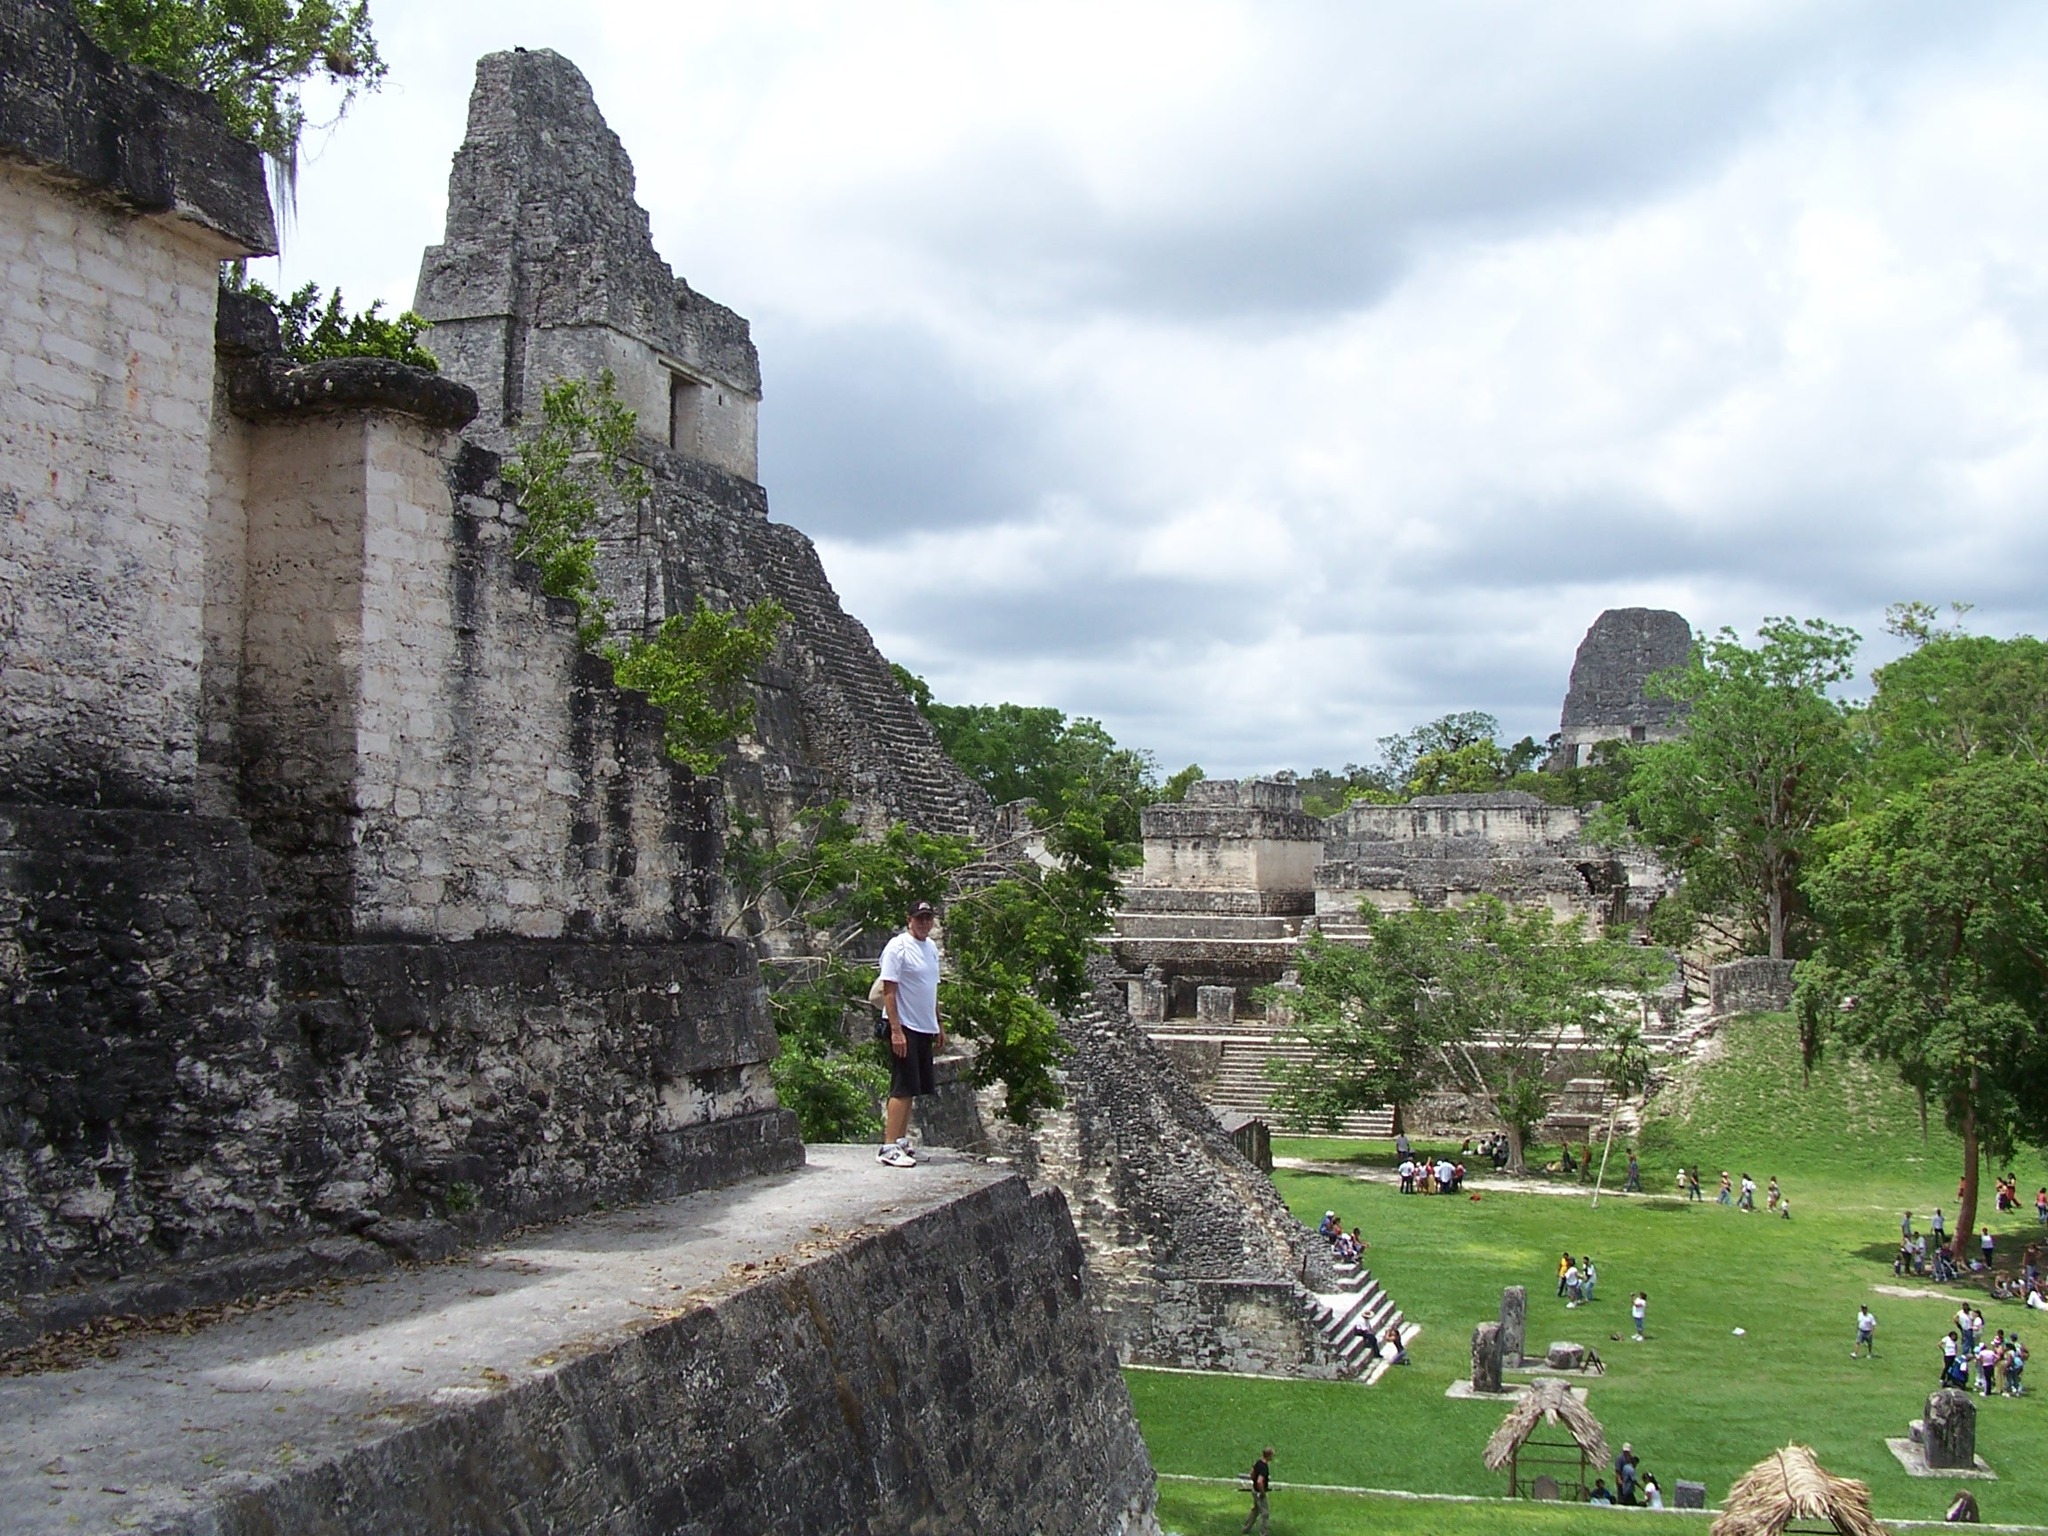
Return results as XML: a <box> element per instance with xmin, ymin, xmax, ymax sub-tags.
<box><xmin>1556</xmin><ymin>608</ymin><xmax>1693</xmax><ymax>767</ymax></box>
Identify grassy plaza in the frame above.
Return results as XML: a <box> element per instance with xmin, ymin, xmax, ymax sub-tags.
<box><xmin>1130</xmin><ymin>1013</ymin><xmax>2048</xmax><ymax>1533</ymax></box>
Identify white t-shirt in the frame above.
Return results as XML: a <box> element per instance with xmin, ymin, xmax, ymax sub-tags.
<box><xmin>1858</xmin><ymin>1310</ymin><xmax>1875</xmax><ymax>1333</ymax></box>
<box><xmin>879</xmin><ymin>930</ymin><xmax>941</xmax><ymax>1034</ymax></box>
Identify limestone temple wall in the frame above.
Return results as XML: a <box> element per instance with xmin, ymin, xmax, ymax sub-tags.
<box><xmin>0</xmin><ymin>132</ymin><xmax>267</xmax><ymax>808</ymax></box>
<box><xmin>1316</xmin><ymin>790</ymin><xmax>1617</xmax><ymax>919</ymax></box>
<box><xmin>0</xmin><ymin>0</ymin><xmax>802</xmax><ymax>1300</ymax></box>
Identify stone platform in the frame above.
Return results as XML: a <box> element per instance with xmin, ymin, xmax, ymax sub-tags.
<box><xmin>0</xmin><ymin>1147</ymin><xmax>1157</xmax><ymax>1536</ymax></box>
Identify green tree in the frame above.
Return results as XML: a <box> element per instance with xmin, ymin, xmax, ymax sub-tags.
<box><xmin>1596</xmin><ymin>619</ymin><xmax>1862</xmax><ymax>960</ymax></box>
<box><xmin>897</xmin><ymin>677</ymin><xmax>1170</xmax><ymax>853</ymax></box>
<box><xmin>74</xmin><ymin>0</ymin><xmax>384</xmax><ymax>161</ymax></box>
<box><xmin>1863</xmin><ymin>630</ymin><xmax>2048</xmax><ymax>795</ymax></box>
<box><xmin>1799</xmin><ymin>756</ymin><xmax>2048</xmax><ymax>1254</ymax></box>
<box><xmin>733</xmin><ymin>796</ymin><xmax>1122</xmax><ymax>1128</ymax></box>
<box><xmin>1267</xmin><ymin>898</ymin><xmax>1667</xmax><ymax>1170</ymax></box>
<box><xmin>231</xmin><ymin>277</ymin><xmax>436</xmax><ymax>369</ymax></box>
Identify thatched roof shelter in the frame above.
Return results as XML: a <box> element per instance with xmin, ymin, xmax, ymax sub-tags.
<box><xmin>1710</xmin><ymin>1445</ymin><xmax>1889</xmax><ymax>1536</ymax></box>
<box><xmin>1484</xmin><ymin>1379</ymin><xmax>1610</xmax><ymax>1471</ymax></box>
<box><xmin>1483</xmin><ymin>1379</ymin><xmax>1609</xmax><ymax>1500</ymax></box>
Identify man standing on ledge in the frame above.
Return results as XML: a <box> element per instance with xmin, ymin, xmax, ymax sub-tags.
<box><xmin>878</xmin><ymin>899</ymin><xmax>943</xmax><ymax>1168</ymax></box>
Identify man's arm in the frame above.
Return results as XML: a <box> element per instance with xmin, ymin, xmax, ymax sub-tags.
<box><xmin>881</xmin><ymin>979</ymin><xmax>907</xmax><ymax>1057</ymax></box>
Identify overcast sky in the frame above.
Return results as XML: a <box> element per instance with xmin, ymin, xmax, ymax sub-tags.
<box><xmin>265</xmin><ymin>1</ymin><xmax>2048</xmax><ymax>777</ymax></box>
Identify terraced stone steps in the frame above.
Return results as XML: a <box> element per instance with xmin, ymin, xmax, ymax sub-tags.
<box><xmin>1300</xmin><ymin>1262</ymin><xmax>1420</xmax><ymax>1384</ymax></box>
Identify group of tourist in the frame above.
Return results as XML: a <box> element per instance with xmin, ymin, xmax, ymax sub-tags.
<box><xmin>1316</xmin><ymin>1210</ymin><xmax>1368</xmax><ymax>1263</ymax></box>
<box><xmin>1395</xmin><ymin>1154</ymin><xmax>1465</xmax><ymax>1195</ymax></box>
<box><xmin>1940</xmin><ymin>1306</ymin><xmax>2027</xmax><ymax>1396</ymax></box>
<box><xmin>1587</xmin><ymin>1444</ymin><xmax>1662</xmax><ymax>1507</ymax></box>
<box><xmin>1555</xmin><ymin>1251</ymin><xmax>1599</xmax><ymax>1308</ymax></box>
<box><xmin>1988</xmin><ymin>1176</ymin><xmax>2046</xmax><ymax>1220</ymax></box>
<box><xmin>1897</xmin><ymin>1210</ymin><xmax>2010</xmax><ymax>1283</ymax></box>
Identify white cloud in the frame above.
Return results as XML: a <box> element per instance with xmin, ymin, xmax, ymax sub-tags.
<box><xmin>262</xmin><ymin>2</ymin><xmax>2048</xmax><ymax>774</ymax></box>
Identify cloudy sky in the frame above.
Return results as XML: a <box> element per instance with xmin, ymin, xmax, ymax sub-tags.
<box><xmin>266</xmin><ymin>1</ymin><xmax>2048</xmax><ymax>777</ymax></box>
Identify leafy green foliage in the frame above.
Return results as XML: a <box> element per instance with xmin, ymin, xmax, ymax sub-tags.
<box><xmin>502</xmin><ymin>372</ymin><xmax>644</xmax><ymax>643</ymax></box>
<box><xmin>1595</xmin><ymin>618</ymin><xmax>1862</xmax><ymax>959</ymax></box>
<box><xmin>732</xmin><ymin>795</ymin><xmax>1124</xmax><ymax>1126</ymax></box>
<box><xmin>74</xmin><ymin>0</ymin><xmax>384</xmax><ymax>160</ymax></box>
<box><xmin>608</xmin><ymin>599</ymin><xmax>789</xmax><ymax>775</ymax></box>
<box><xmin>897</xmin><ymin>672</ymin><xmax>1188</xmax><ymax>856</ymax></box>
<box><xmin>1267</xmin><ymin>897</ymin><xmax>1668</xmax><ymax>1166</ymax></box>
<box><xmin>1296</xmin><ymin>715</ymin><xmax>1563</xmax><ymax>815</ymax></box>
<box><xmin>230</xmin><ymin>276</ymin><xmax>436</xmax><ymax>369</ymax></box>
<box><xmin>1159</xmin><ymin>762</ymin><xmax>1205</xmax><ymax>802</ymax></box>
<box><xmin>766</xmin><ymin>960</ymin><xmax>890</xmax><ymax>1143</ymax></box>
<box><xmin>1863</xmin><ymin>630</ymin><xmax>2048</xmax><ymax>795</ymax></box>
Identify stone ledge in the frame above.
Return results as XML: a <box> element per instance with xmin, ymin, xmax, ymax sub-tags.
<box><xmin>0</xmin><ymin>0</ymin><xmax>275</xmax><ymax>254</ymax></box>
<box><xmin>224</xmin><ymin>354</ymin><xmax>480</xmax><ymax>430</ymax></box>
<box><xmin>0</xmin><ymin>1147</ymin><xmax>1159</xmax><ymax>1535</ymax></box>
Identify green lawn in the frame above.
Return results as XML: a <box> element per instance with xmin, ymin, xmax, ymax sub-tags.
<box><xmin>1157</xmin><ymin>1481</ymin><xmax>1717</xmax><ymax>1535</ymax></box>
<box><xmin>1130</xmin><ymin>1013</ymin><xmax>2048</xmax><ymax>1533</ymax></box>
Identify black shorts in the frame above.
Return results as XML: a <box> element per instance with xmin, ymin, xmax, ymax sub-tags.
<box><xmin>887</xmin><ymin>1029</ymin><xmax>938</xmax><ymax>1098</ymax></box>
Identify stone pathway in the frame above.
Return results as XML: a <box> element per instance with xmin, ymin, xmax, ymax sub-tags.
<box><xmin>0</xmin><ymin>1147</ymin><xmax>1000</xmax><ymax>1536</ymax></box>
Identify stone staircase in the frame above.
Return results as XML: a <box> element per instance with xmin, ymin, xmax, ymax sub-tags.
<box><xmin>1303</xmin><ymin>1259</ymin><xmax>1420</xmax><ymax>1384</ymax></box>
<box><xmin>1148</xmin><ymin>1022</ymin><xmax>1394</xmax><ymax>1136</ymax></box>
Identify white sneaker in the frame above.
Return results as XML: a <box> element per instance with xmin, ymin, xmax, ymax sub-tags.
<box><xmin>877</xmin><ymin>1145</ymin><xmax>916</xmax><ymax>1168</ymax></box>
<box><xmin>895</xmin><ymin>1137</ymin><xmax>920</xmax><ymax>1162</ymax></box>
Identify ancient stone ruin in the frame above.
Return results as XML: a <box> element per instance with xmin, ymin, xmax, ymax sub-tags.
<box><xmin>1554</xmin><ymin>606</ymin><xmax>1694</xmax><ymax>768</ymax></box>
<box><xmin>1116</xmin><ymin>774</ymin><xmax>1683</xmax><ymax>1137</ymax></box>
<box><xmin>0</xmin><ymin>6</ymin><xmax>1164</xmax><ymax>1529</ymax></box>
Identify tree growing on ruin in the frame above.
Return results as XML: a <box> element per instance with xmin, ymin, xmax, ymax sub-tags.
<box><xmin>503</xmin><ymin>372</ymin><xmax>789</xmax><ymax>770</ymax></box>
<box><xmin>74</xmin><ymin>0</ymin><xmax>385</xmax><ymax>162</ymax></box>
<box><xmin>1595</xmin><ymin>618</ymin><xmax>1861</xmax><ymax>960</ymax></box>
<box><xmin>1268</xmin><ymin>898</ymin><xmax>1668</xmax><ymax>1169</ymax></box>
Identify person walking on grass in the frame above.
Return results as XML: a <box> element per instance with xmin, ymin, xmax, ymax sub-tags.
<box><xmin>1982</xmin><ymin>1228</ymin><xmax>1997</xmax><ymax>1269</ymax></box>
<box><xmin>1718</xmin><ymin>1171</ymin><xmax>1733</xmax><ymax>1205</ymax></box>
<box><xmin>1853</xmin><ymin>1305</ymin><xmax>1877</xmax><ymax>1358</ymax></box>
<box><xmin>1739</xmin><ymin>1173</ymin><xmax>1757</xmax><ymax>1211</ymax></box>
<box><xmin>1625</xmin><ymin>1151</ymin><xmax>1641</xmax><ymax>1193</ymax></box>
<box><xmin>1632</xmin><ymin>1291</ymin><xmax>1648</xmax><ymax>1340</ymax></box>
<box><xmin>1242</xmin><ymin>1447</ymin><xmax>1273</xmax><ymax>1536</ymax></box>
<box><xmin>876</xmin><ymin>900</ymin><xmax>943</xmax><ymax>1168</ymax></box>
<box><xmin>1933</xmin><ymin>1207</ymin><xmax>1947</xmax><ymax>1244</ymax></box>
<box><xmin>1688</xmin><ymin>1166</ymin><xmax>1704</xmax><ymax>1202</ymax></box>
<box><xmin>1558</xmin><ymin>1251</ymin><xmax>1573</xmax><ymax>1297</ymax></box>
<box><xmin>1582</xmin><ymin>1256</ymin><xmax>1597</xmax><ymax>1304</ymax></box>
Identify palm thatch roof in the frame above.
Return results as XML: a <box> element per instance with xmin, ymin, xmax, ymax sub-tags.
<box><xmin>1709</xmin><ymin>1445</ymin><xmax>1889</xmax><ymax>1536</ymax></box>
<box><xmin>1482</xmin><ymin>1379</ymin><xmax>1609</xmax><ymax>1471</ymax></box>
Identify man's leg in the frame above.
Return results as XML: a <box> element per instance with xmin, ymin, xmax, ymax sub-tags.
<box><xmin>885</xmin><ymin>1095</ymin><xmax>912</xmax><ymax>1144</ymax></box>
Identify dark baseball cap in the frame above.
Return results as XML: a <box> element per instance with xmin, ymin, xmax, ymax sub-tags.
<box><xmin>908</xmin><ymin>900</ymin><xmax>938</xmax><ymax>918</ymax></box>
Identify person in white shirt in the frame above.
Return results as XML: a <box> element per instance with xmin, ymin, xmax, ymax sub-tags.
<box><xmin>876</xmin><ymin>900</ymin><xmax>944</xmax><ymax>1168</ymax></box>
<box><xmin>1853</xmin><ymin>1306</ymin><xmax>1877</xmax><ymax>1358</ymax></box>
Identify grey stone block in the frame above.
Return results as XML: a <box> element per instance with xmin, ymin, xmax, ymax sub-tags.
<box><xmin>1925</xmin><ymin>1388</ymin><xmax>1977</xmax><ymax>1469</ymax></box>
<box><xmin>1545</xmin><ymin>1341</ymin><xmax>1586</xmax><ymax>1370</ymax></box>
<box><xmin>1499</xmin><ymin>1285</ymin><xmax>1527</xmax><ymax>1364</ymax></box>
<box><xmin>1471</xmin><ymin>1322</ymin><xmax>1503</xmax><ymax>1394</ymax></box>
<box><xmin>1673</xmin><ymin>1480</ymin><xmax>1707</xmax><ymax>1509</ymax></box>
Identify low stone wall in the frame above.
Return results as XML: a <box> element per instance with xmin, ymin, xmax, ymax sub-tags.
<box><xmin>1140</xmin><ymin>1278</ymin><xmax>1347</xmax><ymax>1377</ymax></box>
<box><xmin>1710</xmin><ymin>957</ymin><xmax>1796</xmax><ymax>1017</ymax></box>
<box><xmin>0</xmin><ymin>1155</ymin><xmax>1160</xmax><ymax>1536</ymax></box>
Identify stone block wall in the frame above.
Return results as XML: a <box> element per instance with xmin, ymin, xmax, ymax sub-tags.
<box><xmin>1710</xmin><ymin>957</ymin><xmax>1796</xmax><ymax>1017</ymax></box>
<box><xmin>0</xmin><ymin>159</ymin><xmax>237</xmax><ymax>807</ymax></box>
<box><xmin>0</xmin><ymin>801</ymin><xmax>800</xmax><ymax>1297</ymax></box>
<box><xmin>0</xmin><ymin>0</ymin><xmax>274</xmax><ymax>810</ymax></box>
<box><xmin>1138</xmin><ymin>778</ymin><xmax>1323</xmax><ymax>893</ymax></box>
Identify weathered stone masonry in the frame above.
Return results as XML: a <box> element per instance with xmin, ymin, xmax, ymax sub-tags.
<box><xmin>0</xmin><ymin>0</ymin><xmax>801</xmax><ymax>1300</ymax></box>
